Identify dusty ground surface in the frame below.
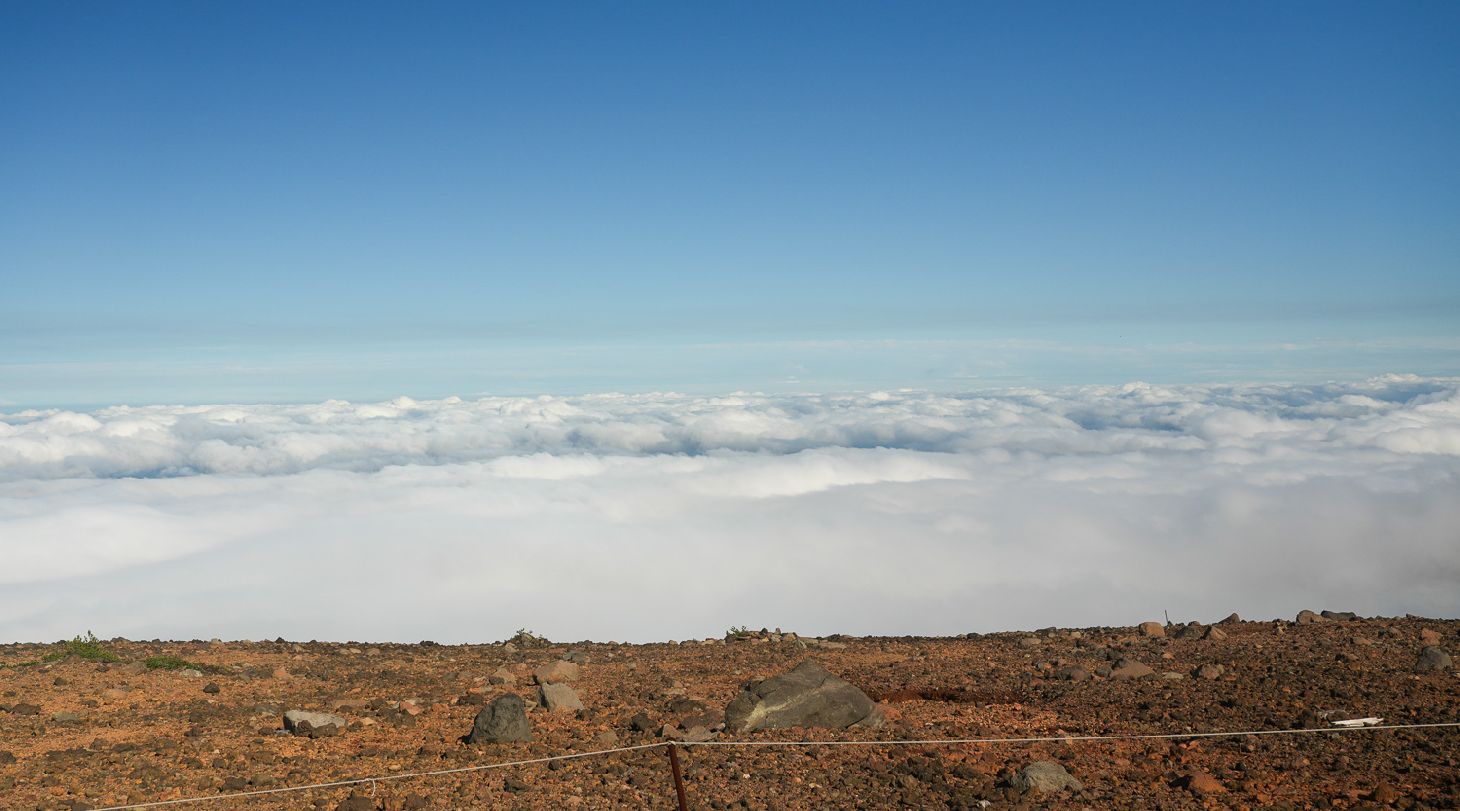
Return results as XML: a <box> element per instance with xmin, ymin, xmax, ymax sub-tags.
<box><xmin>2</xmin><ymin>615</ymin><xmax>1457</xmax><ymax>810</ymax></box>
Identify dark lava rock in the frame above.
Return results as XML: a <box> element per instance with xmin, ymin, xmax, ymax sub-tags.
<box><xmin>724</xmin><ymin>660</ymin><xmax>882</xmax><ymax>732</ymax></box>
<box><xmin>1321</xmin><ymin>610</ymin><xmax>1358</xmax><ymax>621</ymax></box>
<box><xmin>1173</xmin><ymin>624</ymin><xmax>1206</xmax><ymax>640</ymax></box>
<box><xmin>283</xmin><ymin>710</ymin><xmax>347</xmax><ymax>738</ymax></box>
<box><xmin>1053</xmin><ymin>665</ymin><xmax>1089</xmax><ymax>682</ymax></box>
<box><xmin>467</xmin><ymin>694</ymin><xmax>531</xmax><ymax>743</ymax></box>
<box><xmin>203</xmin><ymin>682</ymin><xmax>221</xmax><ymax>694</ymax></box>
<box><xmin>630</xmin><ymin>711</ymin><xmax>656</xmax><ymax>732</ymax></box>
<box><xmin>334</xmin><ymin>791</ymin><xmax>376</xmax><ymax>811</ymax></box>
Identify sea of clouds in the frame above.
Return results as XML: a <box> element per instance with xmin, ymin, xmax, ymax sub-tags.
<box><xmin>2</xmin><ymin>374</ymin><xmax>1458</xmax><ymax>643</ymax></box>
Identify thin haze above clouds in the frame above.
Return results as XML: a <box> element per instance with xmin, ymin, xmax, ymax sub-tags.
<box><xmin>1</xmin><ymin>375</ymin><xmax>1457</xmax><ymax>643</ymax></box>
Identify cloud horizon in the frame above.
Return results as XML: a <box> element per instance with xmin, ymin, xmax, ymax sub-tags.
<box><xmin>2</xmin><ymin>375</ymin><xmax>1457</xmax><ymax>643</ymax></box>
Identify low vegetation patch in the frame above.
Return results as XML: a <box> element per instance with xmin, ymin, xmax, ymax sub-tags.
<box><xmin>44</xmin><ymin>632</ymin><xmax>120</xmax><ymax>663</ymax></box>
<box><xmin>143</xmin><ymin>655</ymin><xmax>222</xmax><ymax>673</ymax></box>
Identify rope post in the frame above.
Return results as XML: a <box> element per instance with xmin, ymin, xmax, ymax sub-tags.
<box><xmin>664</xmin><ymin>743</ymin><xmax>689</xmax><ymax>811</ymax></box>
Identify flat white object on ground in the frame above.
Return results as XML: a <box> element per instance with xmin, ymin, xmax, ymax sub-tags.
<box><xmin>1331</xmin><ymin>717</ymin><xmax>1383</xmax><ymax>727</ymax></box>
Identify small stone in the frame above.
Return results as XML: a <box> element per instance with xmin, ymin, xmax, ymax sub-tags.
<box><xmin>488</xmin><ymin>667</ymin><xmax>516</xmax><ymax>686</ymax></box>
<box><xmin>50</xmin><ymin>711</ymin><xmax>81</xmax><ymax>723</ymax></box>
<box><xmin>203</xmin><ymin>683</ymin><xmax>221</xmax><ymax>694</ymax></box>
<box><xmin>1203</xmin><ymin>625</ymin><xmax>1228</xmax><ymax>641</ymax></box>
<box><xmin>1053</xmin><ymin>665</ymin><xmax>1089</xmax><ymax>682</ymax></box>
<box><xmin>1216</xmin><ymin>613</ymin><xmax>1241</xmax><ymax>624</ymax></box>
<box><xmin>1010</xmin><ymin>760</ymin><xmax>1083</xmax><ymax>793</ymax></box>
<box><xmin>1173</xmin><ymin>624</ymin><xmax>1205</xmax><ymax>640</ymax></box>
<box><xmin>1194</xmin><ymin>663</ymin><xmax>1225</xmax><ymax>680</ymax></box>
<box><xmin>1369</xmin><ymin>783</ymin><xmax>1400</xmax><ymax>803</ymax></box>
<box><xmin>1420</xmin><ymin>629</ymin><xmax>1442</xmax><ymax>645</ymax></box>
<box><xmin>335</xmin><ymin>791</ymin><xmax>376</xmax><ymax>811</ymax></box>
<box><xmin>1018</xmin><ymin>637</ymin><xmax>1041</xmax><ymax>647</ymax></box>
<box><xmin>1296</xmin><ymin>610</ymin><xmax>1325</xmax><ymax>625</ymax></box>
<box><xmin>1138</xmin><ymin>622</ymin><xmax>1165</xmax><ymax>638</ymax></box>
<box><xmin>630</xmin><ymin>711</ymin><xmax>656</xmax><ymax>732</ymax></box>
<box><xmin>1110</xmin><ymin>659</ymin><xmax>1155</xmax><ymax>680</ymax></box>
<box><xmin>1179</xmin><ymin>770</ymin><xmax>1226</xmax><ymax>794</ymax></box>
<box><xmin>1320</xmin><ymin>610</ymin><xmax>1358</xmax><ymax>621</ymax></box>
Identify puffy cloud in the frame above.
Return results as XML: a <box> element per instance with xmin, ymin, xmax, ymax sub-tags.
<box><xmin>1</xmin><ymin>375</ymin><xmax>1457</xmax><ymax>642</ymax></box>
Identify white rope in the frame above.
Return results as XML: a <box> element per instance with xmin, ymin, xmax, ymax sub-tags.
<box><xmin>85</xmin><ymin>721</ymin><xmax>1460</xmax><ymax>810</ymax></box>
<box><xmin>89</xmin><ymin>742</ymin><xmax>667</xmax><ymax>810</ymax></box>
<box><xmin>678</xmin><ymin>720</ymin><xmax>1460</xmax><ymax>747</ymax></box>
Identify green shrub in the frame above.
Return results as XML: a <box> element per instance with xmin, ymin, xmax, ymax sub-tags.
<box><xmin>143</xmin><ymin>655</ymin><xmax>220</xmax><ymax>673</ymax></box>
<box><xmin>44</xmin><ymin>631</ymin><xmax>119</xmax><ymax>663</ymax></box>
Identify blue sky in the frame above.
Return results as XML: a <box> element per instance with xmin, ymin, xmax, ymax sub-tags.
<box><xmin>2</xmin><ymin>1</ymin><xmax>1457</xmax><ymax>407</ymax></box>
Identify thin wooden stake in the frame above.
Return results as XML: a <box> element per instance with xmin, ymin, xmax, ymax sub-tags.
<box><xmin>665</xmin><ymin>742</ymin><xmax>689</xmax><ymax>810</ymax></box>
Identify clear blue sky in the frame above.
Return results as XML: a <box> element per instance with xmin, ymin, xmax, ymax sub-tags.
<box><xmin>2</xmin><ymin>1</ymin><xmax>1457</xmax><ymax>407</ymax></box>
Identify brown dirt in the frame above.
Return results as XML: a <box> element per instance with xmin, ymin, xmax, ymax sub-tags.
<box><xmin>2</xmin><ymin>617</ymin><xmax>1457</xmax><ymax>810</ymax></box>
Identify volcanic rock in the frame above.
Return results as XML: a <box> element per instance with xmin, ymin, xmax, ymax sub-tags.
<box><xmin>1194</xmin><ymin>663</ymin><xmax>1226</xmax><ymax>680</ymax></box>
<box><xmin>467</xmin><ymin>694</ymin><xmax>531</xmax><ymax>743</ymax></box>
<box><xmin>1010</xmin><ymin>760</ymin><xmax>1083</xmax><ymax>793</ymax></box>
<box><xmin>283</xmin><ymin>710</ymin><xmax>346</xmax><ymax>738</ymax></box>
<box><xmin>724</xmin><ymin>660</ymin><xmax>881</xmax><ymax>732</ymax></box>
<box><xmin>1415</xmin><ymin>646</ymin><xmax>1452</xmax><ymax>673</ymax></box>
<box><xmin>1296</xmin><ymin>610</ymin><xmax>1325</xmax><ymax>625</ymax></box>
<box><xmin>488</xmin><ymin>667</ymin><xmax>515</xmax><ymax>686</ymax></box>
<box><xmin>1138</xmin><ymin>621</ymin><xmax>1165</xmax><ymax>638</ymax></box>
<box><xmin>533</xmin><ymin>660</ymin><xmax>580</xmax><ymax>684</ymax></box>
<box><xmin>1110</xmin><ymin>659</ymin><xmax>1155</xmax><ymax>680</ymax></box>
<box><xmin>539</xmin><ymin>683</ymin><xmax>584</xmax><ymax>713</ymax></box>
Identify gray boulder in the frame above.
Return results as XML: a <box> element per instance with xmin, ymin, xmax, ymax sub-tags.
<box><xmin>1010</xmin><ymin>760</ymin><xmax>1083</xmax><ymax>793</ymax></box>
<box><xmin>724</xmin><ymin>660</ymin><xmax>881</xmax><ymax>733</ymax></box>
<box><xmin>283</xmin><ymin>709</ymin><xmax>346</xmax><ymax>738</ymax></box>
<box><xmin>1415</xmin><ymin>646</ymin><xmax>1452</xmax><ymax>674</ymax></box>
<box><xmin>539</xmin><ymin>683</ymin><xmax>584</xmax><ymax>713</ymax></box>
<box><xmin>532</xmin><ymin>660</ymin><xmax>580</xmax><ymax>684</ymax></box>
<box><xmin>467</xmin><ymin>694</ymin><xmax>531</xmax><ymax>743</ymax></box>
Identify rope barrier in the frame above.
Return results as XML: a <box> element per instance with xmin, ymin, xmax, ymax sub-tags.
<box><xmin>84</xmin><ymin>720</ymin><xmax>1460</xmax><ymax>810</ymax></box>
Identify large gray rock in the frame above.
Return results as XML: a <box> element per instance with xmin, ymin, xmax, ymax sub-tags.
<box><xmin>1010</xmin><ymin>760</ymin><xmax>1083</xmax><ymax>793</ymax></box>
<box><xmin>283</xmin><ymin>709</ymin><xmax>346</xmax><ymax>738</ymax></box>
<box><xmin>467</xmin><ymin>694</ymin><xmax>531</xmax><ymax>743</ymax></box>
<box><xmin>724</xmin><ymin>660</ymin><xmax>881</xmax><ymax>733</ymax></box>
<box><xmin>1415</xmin><ymin>646</ymin><xmax>1452</xmax><ymax>673</ymax></box>
<box><xmin>539</xmin><ymin>682</ymin><xmax>584</xmax><ymax>712</ymax></box>
<box><xmin>533</xmin><ymin>660</ymin><xmax>580</xmax><ymax>684</ymax></box>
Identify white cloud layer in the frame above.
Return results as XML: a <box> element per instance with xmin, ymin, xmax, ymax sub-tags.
<box><xmin>2</xmin><ymin>375</ymin><xmax>1458</xmax><ymax>642</ymax></box>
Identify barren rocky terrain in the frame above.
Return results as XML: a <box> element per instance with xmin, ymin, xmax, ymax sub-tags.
<box><xmin>2</xmin><ymin>614</ymin><xmax>1457</xmax><ymax>810</ymax></box>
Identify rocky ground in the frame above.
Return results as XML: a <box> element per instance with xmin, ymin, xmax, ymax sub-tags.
<box><xmin>1</xmin><ymin>614</ymin><xmax>1457</xmax><ymax>810</ymax></box>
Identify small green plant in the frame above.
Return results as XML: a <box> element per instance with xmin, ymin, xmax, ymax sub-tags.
<box><xmin>44</xmin><ymin>631</ymin><xmax>119</xmax><ymax>663</ymax></box>
<box><xmin>143</xmin><ymin>655</ymin><xmax>222</xmax><ymax>673</ymax></box>
<box><xmin>724</xmin><ymin>625</ymin><xmax>751</xmax><ymax>640</ymax></box>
